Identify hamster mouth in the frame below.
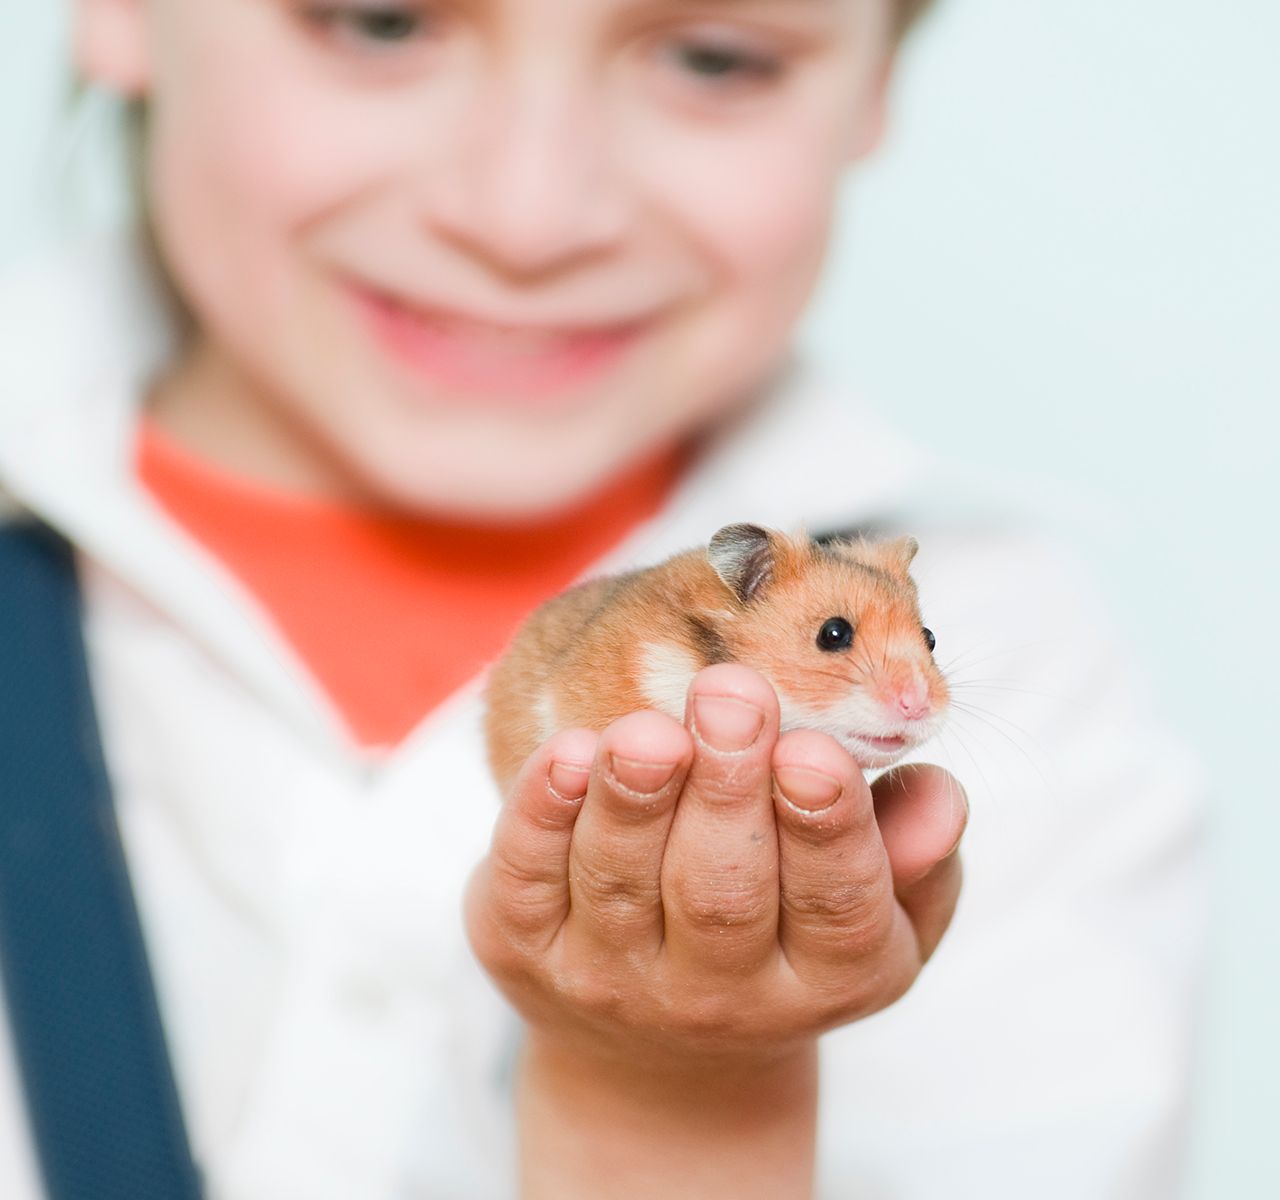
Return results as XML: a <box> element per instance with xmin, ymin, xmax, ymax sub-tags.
<box><xmin>852</xmin><ymin>734</ymin><xmax>909</xmax><ymax>754</ymax></box>
<box><xmin>841</xmin><ymin>731</ymin><xmax>920</xmax><ymax>769</ymax></box>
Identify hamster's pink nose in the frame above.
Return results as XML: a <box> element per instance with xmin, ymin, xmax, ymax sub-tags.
<box><xmin>889</xmin><ymin>679</ymin><xmax>930</xmax><ymax>722</ymax></box>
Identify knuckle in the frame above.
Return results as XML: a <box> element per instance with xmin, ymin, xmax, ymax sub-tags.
<box><xmin>572</xmin><ymin>854</ymin><xmax>659</xmax><ymax>912</ymax></box>
<box><xmin>782</xmin><ymin>876</ymin><xmax>876</xmax><ymax>926</ymax></box>
<box><xmin>785</xmin><ymin>893</ymin><xmax>898</xmax><ymax>967</ymax></box>
<box><xmin>839</xmin><ymin>904</ymin><xmax>897</xmax><ymax>959</ymax></box>
<box><xmin>492</xmin><ymin>846</ymin><xmax>561</xmax><ymax>894</ymax></box>
<box><xmin>499</xmin><ymin>889</ymin><xmax>560</xmax><ymax>941</ymax></box>
<box><xmin>674</xmin><ymin>878</ymin><xmax>771</xmax><ymax>932</ymax></box>
<box><xmin>473</xmin><ymin>858</ymin><xmax>567</xmax><ymax>947</ymax></box>
<box><xmin>562</xmin><ymin>971</ymin><xmax>628</xmax><ymax>1024</ymax></box>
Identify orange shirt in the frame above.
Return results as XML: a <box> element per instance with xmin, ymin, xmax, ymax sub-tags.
<box><xmin>136</xmin><ymin>418</ymin><xmax>685</xmax><ymax>748</ymax></box>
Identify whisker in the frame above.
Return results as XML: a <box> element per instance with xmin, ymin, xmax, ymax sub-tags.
<box><xmin>936</xmin><ymin>636</ymin><xmax>1065</xmax><ymax>679</ymax></box>
<box><xmin>946</xmin><ymin>679</ymin><xmax>1058</xmax><ymax>700</ymax></box>
<box><xmin>948</xmin><ymin>698</ymin><xmax>1048</xmax><ymax>747</ymax></box>
<box><xmin>809</xmin><ymin>666</ymin><xmax>859</xmax><ymax>686</ymax></box>
<box><xmin>935</xmin><ymin>724</ymin><xmax>1000</xmax><ymax>816</ymax></box>
<box><xmin>946</xmin><ymin>701</ymin><xmax>1057</xmax><ymax>803</ymax></box>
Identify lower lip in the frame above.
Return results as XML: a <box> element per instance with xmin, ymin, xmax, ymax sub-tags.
<box><xmin>348</xmin><ymin>283</ymin><xmax>648</xmax><ymax>404</ymax></box>
<box><xmin>855</xmin><ymin>735</ymin><xmax>909</xmax><ymax>754</ymax></box>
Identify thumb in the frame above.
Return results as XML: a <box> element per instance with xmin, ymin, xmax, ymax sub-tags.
<box><xmin>871</xmin><ymin>764</ymin><xmax>968</xmax><ymax>963</ymax></box>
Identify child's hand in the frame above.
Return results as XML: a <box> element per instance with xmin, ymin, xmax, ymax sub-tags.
<box><xmin>466</xmin><ymin>663</ymin><xmax>967</xmax><ymax>1198</ymax></box>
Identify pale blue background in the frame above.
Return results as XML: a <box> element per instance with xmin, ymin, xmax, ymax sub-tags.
<box><xmin>2</xmin><ymin>2</ymin><xmax>1277</xmax><ymax>1195</ymax></box>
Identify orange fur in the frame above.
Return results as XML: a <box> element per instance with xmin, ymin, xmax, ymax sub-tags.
<box><xmin>483</xmin><ymin>526</ymin><xmax>949</xmax><ymax>794</ymax></box>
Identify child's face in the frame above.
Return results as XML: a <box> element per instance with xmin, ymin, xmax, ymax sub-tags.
<box><xmin>80</xmin><ymin>0</ymin><xmax>895</xmax><ymax>516</ymax></box>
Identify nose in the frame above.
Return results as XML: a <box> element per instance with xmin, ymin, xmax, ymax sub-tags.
<box><xmin>420</xmin><ymin>79</ymin><xmax>628</xmax><ymax>279</ymax></box>
<box><xmin>882</xmin><ymin>670</ymin><xmax>930</xmax><ymax>723</ymax></box>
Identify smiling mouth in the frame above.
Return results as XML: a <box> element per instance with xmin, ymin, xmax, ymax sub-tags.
<box><xmin>346</xmin><ymin>280</ymin><xmax>653</xmax><ymax>401</ymax></box>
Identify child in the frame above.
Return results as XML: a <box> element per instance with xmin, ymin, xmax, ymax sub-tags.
<box><xmin>0</xmin><ymin>0</ymin><xmax>1205</xmax><ymax>1196</ymax></box>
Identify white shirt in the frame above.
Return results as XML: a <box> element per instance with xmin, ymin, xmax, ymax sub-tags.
<box><xmin>0</xmin><ymin>234</ymin><xmax>1208</xmax><ymax>1199</ymax></box>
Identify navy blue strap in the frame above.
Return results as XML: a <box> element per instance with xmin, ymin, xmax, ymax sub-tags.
<box><xmin>0</xmin><ymin>521</ymin><xmax>202</xmax><ymax>1198</ymax></box>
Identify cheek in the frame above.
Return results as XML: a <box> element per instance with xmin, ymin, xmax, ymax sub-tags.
<box><xmin>618</xmin><ymin>88</ymin><xmax>857</xmax><ymax>409</ymax></box>
<box><xmin>628</xmin><ymin>131</ymin><xmax>839</xmax><ymax>435</ymax></box>
<box><xmin>627</xmin><ymin>61</ymin><xmax>864</xmax><ymax>298</ymax></box>
<box><xmin>646</xmin><ymin>127</ymin><xmax>840</xmax><ymax>291</ymax></box>
<box><xmin>143</xmin><ymin>5</ymin><xmax>420</xmax><ymax>317</ymax></box>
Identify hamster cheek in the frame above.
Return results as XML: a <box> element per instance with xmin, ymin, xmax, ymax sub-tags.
<box><xmin>638</xmin><ymin>642</ymin><xmax>702</xmax><ymax>723</ymax></box>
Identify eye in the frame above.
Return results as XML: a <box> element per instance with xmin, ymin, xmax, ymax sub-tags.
<box><xmin>667</xmin><ymin>39</ymin><xmax>782</xmax><ymax>84</ymax></box>
<box><xmin>922</xmin><ymin>627</ymin><xmax>936</xmax><ymax>652</ymax></box>
<box><xmin>816</xmin><ymin>617</ymin><xmax>854</xmax><ymax>652</ymax></box>
<box><xmin>352</xmin><ymin>8</ymin><xmax>420</xmax><ymax>41</ymax></box>
<box><xmin>653</xmin><ymin>24</ymin><xmax>788</xmax><ymax>96</ymax></box>
<box><xmin>304</xmin><ymin>3</ymin><xmax>434</xmax><ymax>48</ymax></box>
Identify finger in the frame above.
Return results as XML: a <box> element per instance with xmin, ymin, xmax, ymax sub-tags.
<box><xmin>871</xmin><ymin>764</ymin><xmax>968</xmax><ymax>962</ymax></box>
<box><xmin>772</xmin><ymin>730</ymin><xmax>906</xmax><ymax>983</ymax></box>
<box><xmin>567</xmin><ymin>710</ymin><xmax>693</xmax><ymax>953</ymax></box>
<box><xmin>467</xmin><ymin>728</ymin><xmax>599</xmax><ymax>953</ymax></box>
<box><xmin>660</xmin><ymin>664</ymin><xmax>781</xmax><ymax>971</ymax></box>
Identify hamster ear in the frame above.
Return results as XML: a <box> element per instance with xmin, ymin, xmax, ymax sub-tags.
<box><xmin>876</xmin><ymin>535</ymin><xmax>920</xmax><ymax>575</ymax></box>
<box><xmin>708</xmin><ymin>524</ymin><xmax>775</xmax><ymax>603</ymax></box>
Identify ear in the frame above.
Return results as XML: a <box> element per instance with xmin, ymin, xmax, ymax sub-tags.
<box><xmin>75</xmin><ymin>0</ymin><xmax>151</xmax><ymax>96</ymax></box>
<box><xmin>707</xmin><ymin>524</ymin><xmax>776</xmax><ymax>604</ymax></box>
<box><xmin>873</xmin><ymin>535</ymin><xmax>919</xmax><ymax>575</ymax></box>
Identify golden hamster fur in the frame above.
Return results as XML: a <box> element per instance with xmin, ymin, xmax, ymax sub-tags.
<box><xmin>485</xmin><ymin>523</ymin><xmax>949</xmax><ymax>793</ymax></box>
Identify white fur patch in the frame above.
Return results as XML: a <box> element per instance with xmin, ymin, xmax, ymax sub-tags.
<box><xmin>776</xmin><ymin>690</ymin><xmax>850</xmax><ymax>743</ymax></box>
<box><xmin>776</xmin><ymin>688</ymin><xmax>946</xmax><ymax>767</ymax></box>
<box><xmin>639</xmin><ymin>642</ymin><xmax>701</xmax><ymax>722</ymax></box>
<box><xmin>535</xmin><ymin>689</ymin><xmax>558</xmax><ymax>742</ymax></box>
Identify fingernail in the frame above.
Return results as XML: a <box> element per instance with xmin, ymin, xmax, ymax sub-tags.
<box><xmin>773</xmin><ymin>766</ymin><xmax>843</xmax><ymax>813</ymax></box>
<box><xmin>608</xmin><ymin>755</ymin><xmax>679</xmax><ymax>795</ymax></box>
<box><xmin>691</xmin><ymin>695</ymin><xmax>764</xmax><ymax>752</ymax></box>
<box><xmin>547</xmin><ymin>761</ymin><xmax>590</xmax><ymax>801</ymax></box>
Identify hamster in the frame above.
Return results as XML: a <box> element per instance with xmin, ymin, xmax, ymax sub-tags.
<box><xmin>484</xmin><ymin>523</ymin><xmax>949</xmax><ymax>793</ymax></box>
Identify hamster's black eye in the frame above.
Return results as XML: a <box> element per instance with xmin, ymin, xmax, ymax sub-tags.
<box><xmin>922</xmin><ymin>627</ymin><xmax>936</xmax><ymax>652</ymax></box>
<box><xmin>817</xmin><ymin>617</ymin><xmax>854</xmax><ymax>651</ymax></box>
